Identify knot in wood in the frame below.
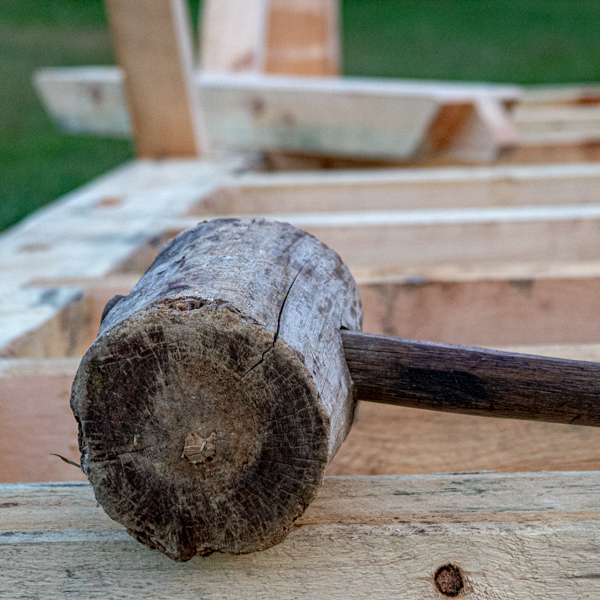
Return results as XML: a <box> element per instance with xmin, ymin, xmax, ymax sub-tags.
<box><xmin>434</xmin><ymin>564</ymin><xmax>464</xmax><ymax>597</ymax></box>
<box><xmin>182</xmin><ymin>432</ymin><xmax>217</xmax><ymax>465</ymax></box>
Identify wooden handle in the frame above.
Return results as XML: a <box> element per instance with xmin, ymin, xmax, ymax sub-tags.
<box><xmin>342</xmin><ymin>330</ymin><xmax>600</xmax><ymax>427</ymax></box>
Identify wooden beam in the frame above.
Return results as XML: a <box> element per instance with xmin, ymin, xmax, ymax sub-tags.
<box><xmin>200</xmin><ymin>0</ymin><xmax>268</xmax><ymax>73</ymax></box>
<box><xmin>0</xmin><ymin>359</ymin><xmax>83</xmax><ymax>483</ymax></box>
<box><xmin>200</xmin><ymin>0</ymin><xmax>339</xmax><ymax>76</ymax></box>
<box><xmin>105</xmin><ymin>0</ymin><xmax>205</xmax><ymax>157</ymax></box>
<box><xmin>171</xmin><ymin>205</ymin><xmax>600</xmax><ymax>271</ymax></box>
<box><xmin>3</xmin><ymin>474</ymin><xmax>600</xmax><ymax>597</ymax></box>
<box><xmin>34</xmin><ymin>67</ymin><xmax>521</xmax><ymax>162</ymax></box>
<box><xmin>265</xmin><ymin>0</ymin><xmax>340</xmax><ymax>76</ymax></box>
<box><xmin>7</xmin><ymin>345</ymin><xmax>600</xmax><ymax>483</ymax></box>
<box><xmin>188</xmin><ymin>162</ymin><xmax>600</xmax><ymax>215</ymax></box>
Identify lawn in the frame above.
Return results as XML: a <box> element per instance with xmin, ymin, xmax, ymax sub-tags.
<box><xmin>1</xmin><ymin>0</ymin><xmax>600</xmax><ymax>231</ymax></box>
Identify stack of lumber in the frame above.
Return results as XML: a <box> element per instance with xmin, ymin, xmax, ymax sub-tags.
<box><xmin>4</xmin><ymin>159</ymin><xmax>600</xmax><ymax>484</ymax></box>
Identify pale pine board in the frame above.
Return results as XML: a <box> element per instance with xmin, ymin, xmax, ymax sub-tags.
<box><xmin>1</xmin><ymin>474</ymin><xmax>600</xmax><ymax>598</ymax></box>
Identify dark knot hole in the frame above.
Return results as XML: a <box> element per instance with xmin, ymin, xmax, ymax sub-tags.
<box><xmin>434</xmin><ymin>564</ymin><xmax>464</xmax><ymax>597</ymax></box>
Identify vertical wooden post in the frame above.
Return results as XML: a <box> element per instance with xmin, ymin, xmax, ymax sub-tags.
<box><xmin>200</xmin><ymin>0</ymin><xmax>340</xmax><ymax>77</ymax></box>
<box><xmin>265</xmin><ymin>0</ymin><xmax>340</xmax><ymax>76</ymax></box>
<box><xmin>105</xmin><ymin>0</ymin><xmax>205</xmax><ymax>157</ymax></box>
<box><xmin>200</xmin><ymin>0</ymin><xmax>269</xmax><ymax>73</ymax></box>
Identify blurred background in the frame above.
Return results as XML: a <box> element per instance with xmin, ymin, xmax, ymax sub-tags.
<box><xmin>2</xmin><ymin>0</ymin><xmax>600</xmax><ymax>233</ymax></box>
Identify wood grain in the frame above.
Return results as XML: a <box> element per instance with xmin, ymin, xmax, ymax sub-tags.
<box><xmin>3</xmin><ymin>474</ymin><xmax>600</xmax><ymax>598</ymax></box>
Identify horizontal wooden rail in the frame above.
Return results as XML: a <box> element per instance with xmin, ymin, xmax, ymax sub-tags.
<box><xmin>2</xmin><ymin>474</ymin><xmax>600</xmax><ymax>598</ymax></box>
<box><xmin>172</xmin><ymin>205</ymin><xmax>600</xmax><ymax>271</ymax></box>
<box><xmin>190</xmin><ymin>162</ymin><xmax>600</xmax><ymax>215</ymax></box>
<box><xmin>34</xmin><ymin>67</ymin><xmax>520</xmax><ymax>162</ymax></box>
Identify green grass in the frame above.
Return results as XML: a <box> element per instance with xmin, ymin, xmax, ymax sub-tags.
<box><xmin>2</xmin><ymin>0</ymin><xmax>600</xmax><ymax>231</ymax></box>
<box><xmin>342</xmin><ymin>0</ymin><xmax>600</xmax><ymax>83</ymax></box>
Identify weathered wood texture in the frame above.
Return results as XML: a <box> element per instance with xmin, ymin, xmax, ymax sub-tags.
<box><xmin>3</xmin><ymin>474</ymin><xmax>600</xmax><ymax>598</ymax></box>
<box><xmin>344</xmin><ymin>331</ymin><xmax>600</xmax><ymax>427</ymax></box>
<box><xmin>0</xmin><ymin>158</ymin><xmax>248</xmax><ymax>360</ymax></box>
<box><xmin>71</xmin><ymin>219</ymin><xmax>362</xmax><ymax>559</ymax></box>
<box><xmin>34</xmin><ymin>67</ymin><xmax>520</xmax><ymax>162</ymax></box>
<box><xmin>105</xmin><ymin>0</ymin><xmax>205</xmax><ymax>157</ymax></box>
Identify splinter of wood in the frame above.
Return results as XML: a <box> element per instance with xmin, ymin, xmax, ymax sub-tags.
<box><xmin>71</xmin><ymin>218</ymin><xmax>361</xmax><ymax>561</ymax></box>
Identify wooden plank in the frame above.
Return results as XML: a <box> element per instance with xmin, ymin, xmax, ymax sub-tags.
<box><xmin>200</xmin><ymin>0</ymin><xmax>339</xmax><ymax>77</ymax></box>
<box><xmin>172</xmin><ymin>205</ymin><xmax>600</xmax><ymax>271</ymax></box>
<box><xmin>3</xmin><ymin>474</ymin><xmax>600</xmax><ymax>598</ymax></box>
<box><xmin>358</xmin><ymin>272</ymin><xmax>600</xmax><ymax>347</ymax></box>
<box><xmin>442</xmin><ymin>98</ymin><xmax>519</xmax><ymax>162</ymax></box>
<box><xmin>28</xmin><ymin>265</ymin><xmax>600</xmax><ymax>350</ymax></box>
<box><xmin>0</xmin><ymin>359</ymin><xmax>83</xmax><ymax>483</ymax></box>
<box><xmin>265</xmin><ymin>0</ymin><xmax>339</xmax><ymax>76</ymax></box>
<box><xmin>34</xmin><ymin>67</ymin><xmax>521</xmax><ymax>161</ymax></box>
<box><xmin>105</xmin><ymin>0</ymin><xmax>205</xmax><ymax>157</ymax></box>
<box><xmin>0</xmin><ymin>158</ymin><xmax>244</xmax><ymax>358</ymax></box>
<box><xmin>200</xmin><ymin>0</ymin><xmax>268</xmax><ymax>73</ymax></box>
<box><xmin>188</xmin><ymin>162</ymin><xmax>600</xmax><ymax>215</ymax></box>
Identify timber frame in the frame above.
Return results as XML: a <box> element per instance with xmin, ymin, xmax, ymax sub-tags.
<box><xmin>3</xmin><ymin>0</ymin><xmax>600</xmax><ymax>596</ymax></box>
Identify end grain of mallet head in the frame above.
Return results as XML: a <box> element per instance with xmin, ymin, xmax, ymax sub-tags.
<box><xmin>71</xmin><ymin>218</ymin><xmax>362</xmax><ymax>560</ymax></box>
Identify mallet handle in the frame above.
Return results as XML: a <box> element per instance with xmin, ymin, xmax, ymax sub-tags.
<box><xmin>343</xmin><ymin>330</ymin><xmax>600</xmax><ymax>427</ymax></box>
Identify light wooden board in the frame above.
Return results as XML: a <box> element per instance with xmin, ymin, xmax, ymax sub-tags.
<box><xmin>172</xmin><ymin>205</ymin><xmax>600</xmax><ymax>271</ymax></box>
<box><xmin>199</xmin><ymin>0</ymin><xmax>339</xmax><ymax>76</ymax></box>
<box><xmin>34</xmin><ymin>67</ymin><xmax>520</xmax><ymax>161</ymax></box>
<box><xmin>36</xmin><ymin>265</ymin><xmax>600</xmax><ymax>349</ymax></box>
<box><xmin>515</xmin><ymin>85</ymin><xmax>600</xmax><ymax>147</ymax></box>
<box><xmin>105</xmin><ymin>0</ymin><xmax>205</xmax><ymax>157</ymax></box>
<box><xmin>3</xmin><ymin>474</ymin><xmax>600</xmax><ymax>598</ymax></box>
<box><xmin>0</xmin><ymin>359</ymin><xmax>84</xmax><ymax>483</ymax></box>
<box><xmin>265</xmin><ymin>0</ymin><xmax>339</xmax><ymax>75</ymax></box>
<box><xmin>200</xmin><ymin>0</ymin><xmax>268</xmax><ymax>73</ymax></box>
<box><xmin>0</xmin><ymin>158</ymin><xmax>245</xmax><ymax>358</ymax></box>
<box><xmin>188</xmin><ymin>162</ymin><xmax>600</xmax><ymax>215</ymax></box>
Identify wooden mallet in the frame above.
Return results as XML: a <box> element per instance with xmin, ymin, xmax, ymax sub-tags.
<box><xmin>71</xmin><ymin>218</ymin><xmax>600</xmax><ymax>561</ymax></box>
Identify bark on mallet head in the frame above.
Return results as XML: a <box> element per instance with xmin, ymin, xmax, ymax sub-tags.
<box><xmin>71</xmin><ymin>218</ymin><xmax>362</xmax><ymax>561</ymax></box>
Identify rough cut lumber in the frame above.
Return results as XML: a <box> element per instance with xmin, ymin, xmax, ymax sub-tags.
<box><xmin>190</xmin><ymin>162</ymin><xmax>600</xmax><ymax>214</ymax></box>
<box><xmin>264</xmin><ymin>0</ymin><xmax>340</xmax><ymax>76</ymax></box>
<box><xmin>358</xmin><ymin>270</ymin><xmax>600</xmax><ymax>347</ymax></box>
<box><xmin>71</xmin><ymin>219</ymin><xmax>362</xmax><ymax>560</ymax></box>
<box><xmin>0</xmin><ymin>158</ymin><xmax>246</xmax><ymax>359</ymax></box>
<box><xmin>105</xmin><ymin>0</ymin><xmax>205</xmax><ymax>157</ymax></box>
<box><xmin>200</xmin><ymin>0</ymin><xmax>268</xmax><ymax>73</ymax></box>
<box><xmin>172</xmin><ymin>205</ymin><xmax>600</xmax><ymax>271</ymax></box>
<box><xmin>0</xmin><ymin>358</ymin><xmax>84</xmax><ymax>483</ymax></box>
<box><xmin>515</xmin><ymin>85</ymin><xmax>600</xmax><ymax>147</ymax></box>
<box><xmin>4</xmin><ymin>474</ymin><xmax>600</xmax><ymax>598</ymax></box>
<box><xmin>34</xmin><ymin>67</ymin><xmax>521</xmax><ymax>162</ymax></box>
<box><xmin>200</xmin><ymin>0</ymin><xmax>339</xmax><ymax>76</ymax></box>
